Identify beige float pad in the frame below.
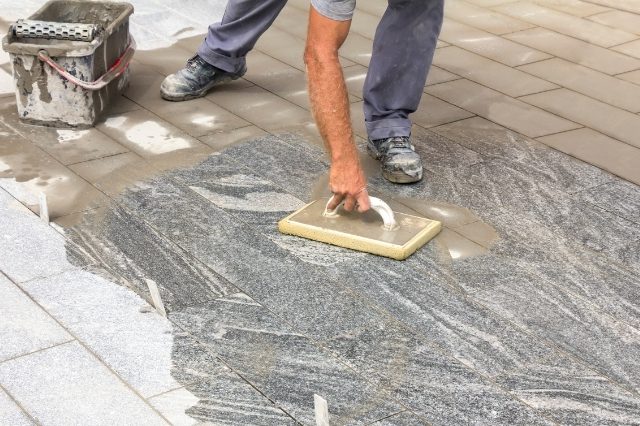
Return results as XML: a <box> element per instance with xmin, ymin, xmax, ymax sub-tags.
<box><xmin>278</xmin><ymin>198</ymin><xmax>442</xmax><ymax>260</ymax></box>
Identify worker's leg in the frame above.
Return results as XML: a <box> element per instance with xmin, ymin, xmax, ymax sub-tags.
<box><xmin>161</xmin><ymin>0</ymin><xmax>287</xmax><ymax>101</ymax></box>
<box><xmin>363</xmin><ymin>0</ymin><xmax>444</xmax><ymax>140</ymax></box>
<box><xmin>197</xmin><ymin>0</ymin><xmax>289</xmax><ymax>75</ymax></box>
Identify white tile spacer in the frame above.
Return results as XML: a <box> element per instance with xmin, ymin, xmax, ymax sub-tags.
<box><xmin>314</xmin><ymin>394</ymin><xmax>330</xmax><ymax>426</ymax></box>
<box><xmin>39</xmin><ymin>192</ymin><xmax>50</xmax><ymax>224</ymax></box>
<box><xmin>145</xmin><ymin>278</ymin><xmax>166</xmax><ymax>317</ymax></box>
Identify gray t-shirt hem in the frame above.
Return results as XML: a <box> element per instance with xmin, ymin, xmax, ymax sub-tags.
<box><xmin>310</xmin><ymin>0</ymin><xmax>356</xmax><ymax>21</ymax></box>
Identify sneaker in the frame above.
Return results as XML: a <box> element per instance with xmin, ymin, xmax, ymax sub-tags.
<box><xmin>160</xmin><ymin>55</ymin><xmax>246</xmax><ymax>101</ymax></box>
<box><xmin>367</xmin><ymin>136</ymin><xmax>423</xmax><ymax>183</ymax></box>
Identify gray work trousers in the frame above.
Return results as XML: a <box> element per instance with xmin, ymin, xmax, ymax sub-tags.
<box><xmin>197</xmin><ymin>0</ymin><xmax>444</xmax><ymax>140</ymax></box>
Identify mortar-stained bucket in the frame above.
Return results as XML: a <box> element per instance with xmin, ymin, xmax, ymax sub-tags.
<box><xmin>1</xmin><ymin>1</ymin><xmax>135</xmax><ymax>128</ymax></box>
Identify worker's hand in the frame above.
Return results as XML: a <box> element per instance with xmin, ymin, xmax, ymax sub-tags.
<box><xmin>328</xmin><ymin>158</ymin><xmax>371</xmax><ymax>213</ymax></box>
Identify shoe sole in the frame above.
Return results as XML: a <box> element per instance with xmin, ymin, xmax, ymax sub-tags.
<box><xmin>366</xmin><ymin>143</ymin><xmax>423</xmax><ymax>184</ymax></box>
<box><xmin>160</xmin><ymin>74</ymin><xmax>241</xmax><ymax>102</ymax></box>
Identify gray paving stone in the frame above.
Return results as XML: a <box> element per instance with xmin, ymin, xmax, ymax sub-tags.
<box><xmin>578</xmin><ymin>179</ymin><xmax>640</xmax><ymax>225</ymax></box>
<box><xmin>0</xmin><ymin>341</ymin><xmax>167</xmax><ymax>425</ymax></box>
<box><xmin>370</xmin><ymin>411</ymin><xmax>428</xmax><ymax>425</ymax></box>
<box><xmin>324</xmin><ymin>323</ymin><xmax>552</xmax><ymax>425</ymax></box>
<box><xmin>119</xmin><ymin>176</ymin><xmax>394</xmax><ymax>341</ymax></box>
<box><xmin>0</xmin><ymin>189</ymin><xmax>89</xmax><ymax>283</ymax></box>
<box><xmin>411</xmin><ymin>125</ymin><xmax>484</xmax><ymax>172</ymax></box>
<box><xmin>0</xmin><ymin>388</ymin><xmax>33</xmax><ymax>425</ymax></box>
<box><xmin>431</xmin><ymin>117</ymin><xmax>613</xmax><ymax>194</ymax></box>
<box><xmin>495</xmin><ymin>355</ymin><xmax>640</xmax><ymax>425</ymax></box>
<box><xmin>486</xmin><ymin>212</ymin><xmax>640</xmax><ymax>332</ymax></box>
<box><xmin>59</xmin><ymin>205</ymin><xmax>237</xmax><ymax>312</ymax></box>
<box><xmin>170</xmin><ymin>293</ymin><xmax>404</xmax><ymax>425</ymax></box>
<box><xmin>22</xmin><ymin>268</ymin><xmax>203</xmax><ymax>398</ymax></box>
<box><xmin>325</xmin><ymin>251</ymin><xmax>553</xmax><ymax>379</ymax></box>
<box><xmin>0</xmin><ymin>273</ymin><xmax>71</xmax><ymax>362</ymax></box>
<box><xmin>473</xmin><ymin>277</ymin><xmax>640</xmax><ymax>394</ymax></box>
<box><xmin>151</xmin><ymin>371</ymin><xmax>296</xmax><ymax>425</ymax></box>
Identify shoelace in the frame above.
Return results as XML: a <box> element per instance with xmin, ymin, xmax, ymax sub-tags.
<box><xmin>385</xmin><ymin>137</ymin><xmax>413</xmax><ymax>151</ymax></box>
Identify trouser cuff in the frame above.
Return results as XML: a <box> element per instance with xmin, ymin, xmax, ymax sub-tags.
<box><xmin>197</xmin><ymin>41</ymin><xmax>246</xmax><ymax>75</ymax></box>
<box><xmin>365</xmin><ymin>118</ymin><xmax>412</xmax><ymax>140</ymax></box>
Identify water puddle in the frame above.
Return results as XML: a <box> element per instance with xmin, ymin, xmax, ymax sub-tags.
<box><xmin>307</xmin><ymin>151</ymin><xmax>500</xmax><ymax>261</ymax></box>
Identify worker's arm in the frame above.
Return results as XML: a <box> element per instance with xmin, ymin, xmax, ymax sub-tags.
<box><xmin>304</xmin><ymin>6</ymin><xmax>370</xmax><ymax>213</ymax></box>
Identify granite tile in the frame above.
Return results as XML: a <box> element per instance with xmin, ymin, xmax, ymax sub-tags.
<box><xmin>0</xmin><ymin>273</ymin><xmax>72</xmax><ymax>362</ymax></box>
<box><xmin>170</xmin><ymin>294</ymin><xmax>403</xmax><ymax>425</ymax></box>
<box><xmin>271</xmin><ymin>3</ymin><xmax>309</xmax><ymax>39</ymax></box>
<box><xmin>578</xmin><ymin>179</ymin><xmax>640</xmax><ymax>225</ymax></box>
<box><xmin>151</xmin><ymin>370</ymin><xmax>296</xmax><ymax>425</ymax></box>
<box><xmin>525</xmin><ymin>0</ymin><xmax>610</xmax><ymax>16</ymax></box>
<box><xmin>0</xmin><ymin>341</ymin><xmax>168</xmax><ymax>425</ymax></box>
<box><xmin>426</xmin><ymin>79</ymin><xmax>581</xmax><ymax>138</ymax></box>
<box><xmin>96</xmin><ymin>109</ymin><xmax>208</xmax><ymax>158</ymax></box>
<box><xmin>495</xmin><ymin>355</ymin><xmax>640</xmax><ymax>425</ymax></box>
<box><xmin>582</xmin><ymin>0</ymin><xmax>639</xmax><ymax>14</ymax></box>
<box><xmin>425</xmin><ymin>65</ymin><xmax>461</xmax><ymax>86</ymax></box>
<box><xmin>431</xmin><ymin>117</ymin><xmax>613</xmax><ymax>193</ymax></box>
<box><xmin>349</xmin><ymin>7</ymin><xmax>381</xmax><ymax>40</ymax></box>
<box><xmin>411</xmin><ymin>94</ymin><xmax>475</xmax><ymax>129</ymax></box>
<box><xmin>0</xmin><ymin>188</ymin><xmax>91</xmax><ymax>283</ymax></box>
<box><xmin>504</xmin><ymin>27</ymin><xmax>640</xmax><ymax>75</ymax></box>
<box><xmin>616</xmin><ymin>69</ymin><xmax>640</xmax><ymax>85</ymax></box>
<box><xmin>0</xmin><ymin>389</ymin><xmax>33</xmax><ymax>426</ymax></box>
<box><xmin>370</xmin><ymin>411</ymin><xmax>427</xmax><ymax>425</ymax></box>
<box><xmin>339</xmin><ymin>32</ymin><xmax>375</xmax><ymax>67</ymax></box>
<box><xmin>124</xmin><ymin>64</ymin><xmax>250</xmax><ymax>137</ymax></box>
<box><xmin>518</xmin><ymin>57</ymin><xmax>640</xmax><ymax>113</ymax></box>
<box><xmin>0</xmin><ymin>102</ymin><xmax>129</xmax><ymax>165</ymax></box>
<box><xmin>613</xmin><ymin>39</ymin><xmax>640</xmax><ymax>60</ymax></box>
<box><xmin>322</xmin><ymin>248</ymin><xmax>555</xmax><ymax>380</ymax></box>
<box><xmin>438</xmin><ymin>19</ymin><xmax>552</xmax><ymax>66</ymax></box>
<box><xmin>444</xmin><ymin>0</ymin><xmax>534</xmax><ymax>34</ymax></box>
<box><xmin>56</xmin><ymin>205</ymin><xmax>237</xmax><ymax>312</ymax></box>
<box><xmin>215</xmin><ymin>134</ymin><xmax>329</xmax><ymax>200</ymax></box>
<box><xmin>486</xmin><ymin>212</ymin><xmax>640</xmax><ymax>331</ymax></box>
<box><xmin>118</xmin><ymin>175</ymin><xmax>391</xmax><ymax>341</ymax></box>
<box><xmin>433</xmin><ymin>46</ymin><xmax>558</xmax><ymax>97</ymax></box>
<box><xmin>588</xmin><ymin>10</ymin><xmax>640</xmax><ymax>35</ymax></box>
<box><xmin>21</xmin><ymin>268</ymin><xmax>231</xmax><ymax>398</ymax></box>
<box><xmin>473</xmin><ymin>277</ymin><xmax>640</xmax><ymax>394</ymax></box>
<box><xmin>494</xmin><ymin>2</ymin><xmax>636</xmax><ymax>47</ymax></box>
<box><xmin>256</xmin><ymin>25</ymin><xmax>354</xmax><ymax>70</ymax></box>
<box><xmin>324</xmin><ymin>323</ymin><xmax>552</xmax><ymax>425</ymax></box>
<box><xmin>0</xmin><ymin>122</ymin><xmax>109</xmax><ymax>218</ymax></box>
<box><xmin>521</xmin><ymin>88</ymin><xmax>640</xmax><ymax>149</ymax></box>
<box><xmin>206</xmin><ymin>84</ymin><xmax>314</xmax><ymax>132</ymax></box>
<box><xmin>197</xmin><ymin>125</ymin><xmax>269</xmax><ymax>151</ymax></box>
<box><xmin>410</xmin><ymin>125</ymin><xmax>484</xmax><ymax>172</ymax></box>
<box><xmin>536</xmin><ymin>128</ymin><xmax>640</xmax><ymax>186</ymax></box>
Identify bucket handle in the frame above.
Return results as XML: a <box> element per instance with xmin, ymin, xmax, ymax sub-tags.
<box><xmin>324</xmin><ymin>195</ymin><xmax>398</xmax><ymax>230</ymax></box>
<box><xmin>37</xmin><ymin>36</ymin><xmax>136</xmax><ymax>91</ymax></box>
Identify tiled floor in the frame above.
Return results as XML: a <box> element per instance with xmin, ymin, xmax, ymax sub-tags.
<box><xmin>1</xmin><ymin>0</ymin><xmax>640</xmax><ymax>425</ymax></box>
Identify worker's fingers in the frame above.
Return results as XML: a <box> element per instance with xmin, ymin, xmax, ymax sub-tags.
<box><xmin>356</xmin><ymin>190</ymin><xmax>371</xmax><ymax>212</ymax></box>
<box><xmin>327</xmin><ymin>193</ymin><xmax>345</xmax><ymax>210</ymax></box>
<box><xmin>343</xmin><ymin>194</ymin><xmax>357</xmax><ymax>212</ymax></box>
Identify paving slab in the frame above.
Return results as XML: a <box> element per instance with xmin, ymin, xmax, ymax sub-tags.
<box><xmin>520</xmin><ymin>88</ymin><xmax>640</xmax><ymax>149</ymax></box>
<box><xmin>504</xmin><ymin>27</ymin><xmax>640</xmax><ymax>75</ymax></box>
<box><xmin>588</xmin><ymin>9</ymin><xmax>640</xmax><ymax>35</ymax></box>
<box><xmin>0</xmin><ymin>188</ymin><xmax>90</xmax><ymax>283</ymax></box>
<box><xmin>370</xmin><ymin>411</ymin><xmax>428</xmax><ymax>425</ymax></box>
<box><xmin>323</xmin><ymin>322</ymin><xmax>552</xmax><ymax>425</ymax></box>
<box><xmin>494</xmin><ymin>2</ymin><xmax>637</xmax><ymax>47</ymax></box>
<box><xmin>473</xmin><ymin>277</ymin><xmax>640</xmax><ymax>394</ymax></box>
<box><xmin>495</xmin><ymin>355</ymin><xmax>640</xmax><ymax>425</ymax></box>
<box><xmin>426</xmin><ymin>79</ymin><xmax>581</xmax><ymax>138</ymax></box>
<box><xmin>55</xmin><ymin>205</ymin><xmax>237</xmax><ymax>313</ymax></box>
<box><xmin>21</xmin><ymin>268</ymin><xmax>233</xmax><ymax>397</ymax></box>
<box><xmin>0</xmin><ymin>388</ymin><xmax>32</xmax><ymax>426</ymax></box>
<box><xmin>0</xmin><ymin>341</ymin><xmax>168</xmax><ymax>425</ymax></box>
<box><xmin>171</xmin><ymin>293</ymin><xmax>404</xmax><ymax>425</ymax></box>
<box><xmin>0</xmin><ymin>273</ymin><xmax>71</xmax><ymax>362</ymax></box>
<box><xmin>578</xmin><ymin>179</ymin><xmax>640</xmax><ymax>225</ymax></box>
